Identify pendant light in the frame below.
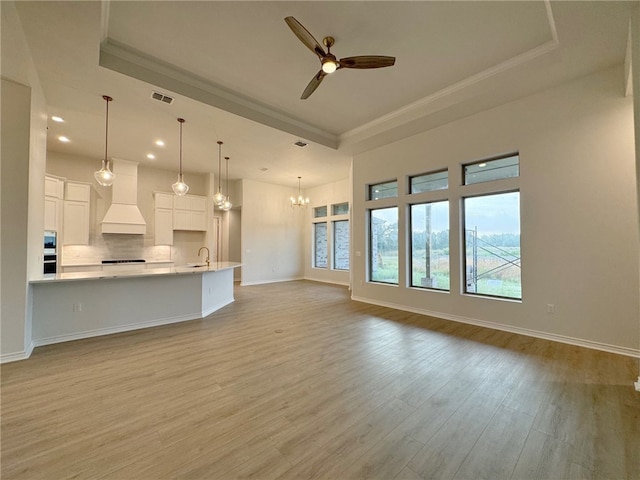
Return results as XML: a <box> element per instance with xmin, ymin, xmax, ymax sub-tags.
<box><xmin>221</xmin><ymin>156</ymin><xmax>232</xmax><ymax>211</ymax></box>
<box><xmin>290</xmin><ymin>176</ymin><xmax>310</xmax><ymax>207</ymax></box>
<box><xmin>213</xmin><ymin>140</ymin><xmax>225</xmax><ymax>206</ymax></box>
<box><xmin>94</xmin><ymin>95</ymin><xmax>115</xmax><ymax>187</ymax></box>
<box><xmin>172</xmin><ymin>118</ymin><xmax>189</xmax><ymax>196</ymax></box>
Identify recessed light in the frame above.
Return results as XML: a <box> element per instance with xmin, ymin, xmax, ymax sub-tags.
<box><xmin>146</xmin><ymin>153</ymin><xmax>156</xmax><ymax>160</ymax></box>
<box><xmin>51</xmin><ymin>116</ymin><xmax>64</xmax><ymax>123</ymax></box>
<box><xmin>155</xmin><ymin>140</ymin><xmax>165</xmax><ymax>147</ymax></box>
<box><xmin>478</xmin><ymin>163</ymin><xmax>487</xmax><ymax>167</ymax></box>
<box><xmin>58</xmin><ymin>136</ymin><xmax>70</xmax><ymax>143</ymax></box>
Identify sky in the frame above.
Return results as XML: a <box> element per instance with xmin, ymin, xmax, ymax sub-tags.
<box><xmin>372</xmin><ymin>191</ymin><xmax>520</xmax><ymax>236</ymax></box>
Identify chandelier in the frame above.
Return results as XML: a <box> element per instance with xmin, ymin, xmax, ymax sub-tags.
<box><xmin>290</xmin><ymin>176</ymin><xmax>310</xmax><ymax>207</ymax></box>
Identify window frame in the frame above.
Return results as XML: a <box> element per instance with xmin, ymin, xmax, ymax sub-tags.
<box><xmin>409</xmin><ymin>169</ymin><xmax>449</xmax><ymax>195</ymax></box>
<box><xmin>368</xmin><ymin>180</ymin><xmax>398</xmax><ymax>201</ymax></box>
<box><xmin>313</xmin><ymin>221</ymin><xmax>328</xmax><ymax>269</ymax></box>
<box><xmin>368</xmin><ymin>206</ymin><xmax>399</xmax><ymax>285</ymax></box>
<box><xmin>332</xmin><ymin>219</ymin><xmax>350</xmax><ymax>271</ymax></box>
<box><xmin>409</xmin><ymin>200</ymin><xmax>450</xmax><ymax>292</ymax></box>
<box><xmin>461</xmin><ymin>190</ymin><xmax>522</xmax><ymax>301</ymax></box>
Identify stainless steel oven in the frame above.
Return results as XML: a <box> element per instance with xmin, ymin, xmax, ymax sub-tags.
<box><xmin>44</xmin><ymin>230</ymin><xmax>57</xmax><ymax>254</ymax></box>
<box><xmin>43</xmin><ymin>231</ymin><xmax>57</xmax><ymax>275</ymax></box>
<box><xmin>43</xmin><ymin>254</ymin><xmax>57</xmax><ymax>274</ymax></box>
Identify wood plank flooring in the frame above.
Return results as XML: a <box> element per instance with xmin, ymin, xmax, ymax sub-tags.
<box><xmin>1</xmin><ymin>280</ymin><xmax>639</xmax><ymax>479</ymax></box>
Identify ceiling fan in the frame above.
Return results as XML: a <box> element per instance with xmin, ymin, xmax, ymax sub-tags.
<box><xmin>284</xmin><ymin>16</ymin><xmax>396</xmax><ymax>99</ymax></box>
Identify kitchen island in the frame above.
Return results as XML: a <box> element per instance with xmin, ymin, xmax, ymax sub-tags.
<box><xmin>29</xmin><ymin>262</ymin><xmax>241</xmax><ymax>348</ymax></box>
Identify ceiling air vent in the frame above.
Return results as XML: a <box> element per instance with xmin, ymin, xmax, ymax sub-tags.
<box><xmin>151</xmin><ymin>91</ymin><xmax>174</xmax><ymax>105</ymax></box>
<box><xmin>294</xmin><ymin>140</ymin><xmax>308</xmax><ymax>147</ymax></box>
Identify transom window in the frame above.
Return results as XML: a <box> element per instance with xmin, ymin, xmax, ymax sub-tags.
<box><xmin>410</xmin><ymin>170</ymin><xmax>448</xmax><ymax>194</ymax></box>
<box><xmin>464</xmin><ymin>154</ymin><xmax>519</xmax><ymax>185</ymax></box>
<box><xmin>369</xmin><ymin>180</ymin><xmax>398</xmax><ymax>200</ymax></box>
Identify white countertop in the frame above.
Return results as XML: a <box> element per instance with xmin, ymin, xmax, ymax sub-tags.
<box><xmin>32</xmin><ymin>262</ymin><xmax>242</xmax><ymax>284</ymax></box>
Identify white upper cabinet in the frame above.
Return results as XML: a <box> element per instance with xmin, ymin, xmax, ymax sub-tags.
<box><xmin>173</xmin><ymin>194</ymin><xmax>207</xmax><ymax>231</ymax></box>
<box><xmin>44</xmin><ymin>175</ymin><xmax>64</xmax><ymax>232</ymax></box>
<box><xmin>63</xmin><ymin>181</ymin><xmax>90</xmax><ymax>245</ymax></box>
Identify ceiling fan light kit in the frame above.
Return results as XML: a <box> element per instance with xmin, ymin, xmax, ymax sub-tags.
<box><xmin>284</xmin><ymin>16</ymin><xmax>396</xmax><ymax>99</ymax></box>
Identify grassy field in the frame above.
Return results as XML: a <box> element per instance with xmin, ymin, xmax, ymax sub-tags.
<box><xmin>373</xmin><ymin>248</ymin><xmax>521</xmax><ymax>298</ymax></box>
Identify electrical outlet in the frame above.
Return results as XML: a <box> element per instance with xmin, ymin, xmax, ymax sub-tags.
<box><xmin>546</xmin><ymin>304</ymin><xmax>555</xmax><ymax>314</ymax></box>
<box><xmin>73</xmin><ymin>303</ymin><xmax>82</xmax><ymax>312</ymax></box>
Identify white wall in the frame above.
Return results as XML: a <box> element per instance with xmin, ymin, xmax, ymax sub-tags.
<box><xmin>631</xmin><ymin>4</ymin><xmax>640</xmax><ymax>381</ymax></box>
<box><xmin>240</xmin><ymin>179</ymin><xmax>305</xmax><ymax>285</ymax></box>
<box><xmin>228</xmin><ymin>209</ymin><xmax>242</xmax><ymax>281</ymax></box>
<box><xmin>1</xmin><ymin>1</ymin><xmax>48</xmax><ymax>361</ymax></box>
<box><xmin>304</xmin><ymin>179</ymin><xmax>351</xmax><ymax>286</ymax></box>
<box><xmin>351</xmin><ymin>66</ymin><xmax>639</xmax><ymax>355</ymax></box>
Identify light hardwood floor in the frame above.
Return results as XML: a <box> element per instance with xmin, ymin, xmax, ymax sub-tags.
<box><xmin>2</xmin><ymin>280</ymin><xmax>639</xmax><ymax>479</ymax></box>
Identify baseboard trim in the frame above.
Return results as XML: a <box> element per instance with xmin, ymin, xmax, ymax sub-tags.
<box><xmin>350</xmin><ymin>295</ymin><xmax>640</xmax><ymax>359</ymax></box>
<box><xmin>0</xmin><ymin>342</ymin><xmax>35</xmax><ymax>364</ymax></box>
<box><xmin>240</xmin><ymin>276</ymin><xmax>304</xmax><ymax>287</ymax></box>
<box><xmin>201</xmin><ymin>298</ymin><xmax>234</xmax><ymax>318</ymax></box>
<box><xmin>32</xmin><ymin>313</ymin><xmax>203</xmax><ymax>349</ymax></box>
<box><xmin>303</xmin><ymin>277</ymin><xmax>350</xmax><ymax>287</ymax></box>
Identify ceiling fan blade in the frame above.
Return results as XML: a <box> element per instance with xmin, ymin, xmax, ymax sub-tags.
<box><xmin>339</xmin><ymin>56</ymin><xmax>396</xmax><ymax>69</ymax></box>
<box><xmin>285</xmin><ymin>16</ymin><xmax>326</xmax><ymax>59</ymax></box>
<box><xmin>301</xmin><ymin>70</ymin><xmax>327</xmax><ymax>99</ymax></box>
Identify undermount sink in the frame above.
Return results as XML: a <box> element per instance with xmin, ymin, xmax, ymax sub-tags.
<box><xmin>185</xmin><ymin>263</ymin><xmax>208</xmax><ymax>268</ymax></box>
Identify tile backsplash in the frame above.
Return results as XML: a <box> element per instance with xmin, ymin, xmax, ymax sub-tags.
<box><xmin>62</xmin><ymin>231</ymin><xmax>205</xmax><ymax>265</ymax></box>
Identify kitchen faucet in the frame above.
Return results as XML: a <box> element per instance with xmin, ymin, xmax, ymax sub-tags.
<box><xmin>198</xmin><ymin>247</ymin><xmax>210</xmax><ymax>267</ymax></box>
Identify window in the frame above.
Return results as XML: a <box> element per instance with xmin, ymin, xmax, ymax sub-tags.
<box><xmin>313</xmin><ymin>202</ymin><xmax>349</xmax><ymax>271</ymax></box>
<box><xmin>369</xmin><ymin>207</ymin><xmax>398</xmax><ymax>284</ymax></box>
<box><xmin>314</xmin><ymin>222</ymin><xmax>328</xmax><ymax>268</ymax></box>
<box><xmin>369</xmin><ymin>180</ymin><xmax>398</xmax><ymax>200</ymax></box>
<box><xmin>464</xmin><ymin>154</ymin><xmax>519</xmax><ymax>185</ymax></box>
<box><xmin>410</xmin><ymin>201</ymin><xmax>449</xmax><ymax>290</ymax></box>
<box><xmin>332</xmin><ymin>202</ymin><xmax>349</xmax><ymax>215</ymax></box>
<box><xmin>314</xmin><ymin>206</ymin><xmax>327</xmax><ymax>218</ymax></box>
<box><xmin>410</xmin><ymin>170</ymin><xmax>448</xmax><ymax>194</ymax></box>
<box><xmin>333</xmin><ymin>220</ymin><xmax>349</xmax><ymax>270</ymax></box>
<box><xmin>463</xmin><ymin>192</ymin><xmax>521</xmax><ymax>299</ymax></box>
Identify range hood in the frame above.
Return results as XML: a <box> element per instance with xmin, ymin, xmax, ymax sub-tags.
<box><xmin>101</xmin><ymin>159</ymin><xmax>147</xmax><ymax>235</ymax></box>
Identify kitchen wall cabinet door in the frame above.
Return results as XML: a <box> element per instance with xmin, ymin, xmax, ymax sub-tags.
<box><xmin>63</xmin><ymin>200</ymin><xmax>89</xmax><ymax>245</ymax></box>
<box><xmin>65</xmin><ymin>182</ymin><xmax>90</xmax><ymax>202</ymax></box>
<box><xmin>155</xmin><ymin>208</ymin><xmax>174</xmax><ymax>245</ymax></box>
<box><xmin>44</xmin><ymin>196</ymin><xmax>60</xmax><ymax>231</ymax></box>
<box><xmin>44</xmin><ymin>175</ymin><xmax>63</xmax><ymax>198</ymax></box>
<box><xmin>173</xmin><ymin>194</ymin><xmax>207</xmax><ymax>231</ymax></box>
<box><xmin>154</xmin><ymin>192</ymin><xmax>174</xmax><ymax>245</ymax></box>
<box><xmin>44</xmin><ymin>175</ymin><xmax>64</xmax><ymax>232</ymax></box>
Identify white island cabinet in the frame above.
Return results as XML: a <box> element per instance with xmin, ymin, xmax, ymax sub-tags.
<box><xmin>30</xmin><ymin>262</ymin><xmax>240</xmax><ymax>347</ymax></box>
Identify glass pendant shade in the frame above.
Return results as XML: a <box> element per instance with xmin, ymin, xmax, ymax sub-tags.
<box><xmin>172</xmin><ymin>174</ymin><xmax>189</xmax><ymax>196</ymax></box>
<box><xmin>290</xmin><ymin>176</ymin><xmax>310</xmax><ymax>207</ymax></box>
<box><xmin>213</xmin><ymin>191</ymin><xmax>225</xmax><ymax>206</ymax></box>
<box><xmin>95</xmin><ymin>159</ymin><xmax>115</xmax><ymax>186</ymax></box>
<box><xmin>94</xmin><ymin>95</ymin><xmax>115</xmax><ymax>187</ymax></box>
<box><xmin>172</xmin><ymin>118</ymin><xmax>189</xmax><ymax>196</ymax></box>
